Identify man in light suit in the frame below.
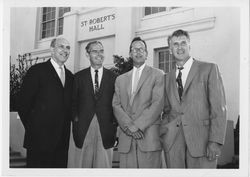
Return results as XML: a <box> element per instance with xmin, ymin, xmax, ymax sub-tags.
<box><xmin>72</xmin><ymin>41</ymin><xmax>117</xmax><ymax>168</ymax></box>
<box><xmin>160</xmin><ymin>29</ymin><xmax>227</xmax><ymax>168</ymax></box>
<box><xmin>17</xmin><ymin>38</ymin><xmax>74</xmax><ymax>167</ymax></box>
<box><xmin>113</xmin><ymin>37</ymin><xmax>164</xmax><ymax>168</ymax></box>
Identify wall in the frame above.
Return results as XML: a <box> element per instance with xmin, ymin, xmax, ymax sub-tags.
<box><xmin>190</xmin><ymin>7</ymin><xmax>240</xmax><ymax>125</ymax></box>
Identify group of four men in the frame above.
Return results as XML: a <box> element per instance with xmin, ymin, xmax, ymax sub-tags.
<box><xmin>17</xmin><ymin>29</ymin><xmax>227</xmax><ymax>168</ymax></box>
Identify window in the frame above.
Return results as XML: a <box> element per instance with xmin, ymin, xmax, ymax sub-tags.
<box><xmin>157</xmin><ymin>48</ymin><xmax>175</xmax><ymax>73</ymax></box>
<box><xmin>41</xmin><ymin>7</ymin><xmax>70</xmax><ymax>39</ymax></box>
<box><xmin>144</xmin><ymin>7</ymin><xmax>179</xmax><ymax>16</ymax></box>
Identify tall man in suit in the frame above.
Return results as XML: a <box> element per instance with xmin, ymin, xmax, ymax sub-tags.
<box><xmin>160</xmin><ymin>29</ymin><xmax>227</xmax><ymax>168</ymax></box>
<box><xmin>72</xmin><ymin>41</ymin><xmax>117</xmax><ymax>168</ymax></box>
<box><xmin>17</xmin><ymin>38</ymin><xmax>74</xmax><ymax>167</ymax></box>
<box><xmin>112</xmin><ymin>37</ymin><xmax>164</xmax><ymax>168</ymax></box>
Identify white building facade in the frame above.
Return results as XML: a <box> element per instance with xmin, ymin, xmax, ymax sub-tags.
<box><xmin>10</xmin><ymin>7</ymin><xmax>240</xmax><ymax>126</ymax></box>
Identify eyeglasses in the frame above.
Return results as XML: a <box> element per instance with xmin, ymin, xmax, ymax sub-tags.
<box><xmin>90</xmin><ymin>49</ymin><xmax>104</xmax><ymax>55</ymax></box>
<box><xmin>56</xmin><ymin>44</ymin><xmax>70</xmax><ymax>51</ymax></box>
<box><xmin>131</xmin><ymin>48</ymin><xmax>146</xmax><ymax>53</ymax></box>
<box><xmin>172</xmin><ymin>41</ymin><xmax>188</xmax><ymax>49</ymax></box>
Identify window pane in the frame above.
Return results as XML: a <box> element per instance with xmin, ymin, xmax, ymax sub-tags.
<box><xmin>47</xmin><ymin>13</ymin><xmax>51</xmax><ymax>21</ymax></box>
<box><xmin>152</xmin><ymin>7</ymin><xmax>158</xmax><ymax>14</ymax></box>
<box><xmin>52</xmin><ymin>11</ymin><xmax>55</xmax><ymax>19</ymax></box>
<box><xmin>145</xmin><ymin>7</ymin><xmax>151</xmax><ymax>16</ymax></box>
<box><xmin>59</xmin><ymin>8</ymin><xmax>63</xmax><ymax>17</ymax></box>
<box><xmin>145</xmin><ymin>7</ymin><xmax>173</xmax><ymax>16</ymax></box>
<box><xmin>159</xmin><ymin>52</ymin><xmax>164</xmax><ymax>63</ymax></box>
<box><xmin>42</xmin><ymin>31</ymin><xmax>46</xmax><ymax>38</ymax></box>
<box><xmin>159</xmin><ymin>7</ymin><xmax>166</xmax><ymax>12</ymax></box>
<box><xmin>58</xmin><ymin>27</ymin><xmax>63</xmax><ymax>35</ymax></box>
<box><xmin>43</xmin><ymin>7</ymin><xmax>47</xmax><ymax>13</ymax></box>
<box><xmin>57</xmin><ymin>18</ymin><xmax>63</xmax><ymax>35</ymax></box>
<box><xmin>159</xmin><ymin>63</ymin><xmax>164</xmax><ymax>70</ymax></box>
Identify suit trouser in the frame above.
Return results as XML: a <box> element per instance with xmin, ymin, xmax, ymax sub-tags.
<box><xmin>164</xmin><ymin>125</ymin><xmax>217</xmax><ymax>168</ymax></box>
<box><xmin>26</xmin><ymin>147</ymin><xmax>68</xmax><ymax>168</ymax></box>
<box><xmin>74</xmin><ymin>115</ymin><xmax>113</xmax><ymax>168</ymax></box>
<box><xmin>119</xmin><ymin>139</ymin><xmax>162</xmax><ymax>168</ymax></box>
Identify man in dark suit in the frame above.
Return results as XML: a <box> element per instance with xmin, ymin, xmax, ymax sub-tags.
<box><xmin>72</xmin><ymin>41</ymin><xmax>117</xmax><ymax>168</ymax></box>
<box><xmin>17</xmin><ymin>38</ymin><xmax>74</xmax><ymax>168</ymax></box>
<box><xmin>160</xmin><ymin>29</ymin><xmax>227</xmax><ymax>168</ymax></box>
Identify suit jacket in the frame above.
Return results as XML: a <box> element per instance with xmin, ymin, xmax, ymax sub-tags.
<box><xmin>17</xmin><ymin>59</ymin><xmax>74</xmax><ymax>152</ymax></box>
<box><xmin>160</xmin><ymin>59</ymin><xmax>227</xmax><ymax>157</ymax></box>
<box><xmin>112</xmin><ymin>65</ymin><xmax>164</xmax><ymax>153</ymax></box>
<box><xmin>72</xmin><ymin>67</ymin><xmax>117</xmax><ymax>149</ymax></box>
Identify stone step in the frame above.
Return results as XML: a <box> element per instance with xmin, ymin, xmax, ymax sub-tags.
<box><xmin>10</xmin><ymin>155</ymin><xmax>26</xmax><ymax>163</ymax></box>
<box><xmin>9</xmin><ymin>149</ymin><xmax>26</xmax><ymax>168</ymax></box>
<box><xmin>10</xmin><ymin>161</ymin><xmax>26</xmax><ymax>168</ymax></box>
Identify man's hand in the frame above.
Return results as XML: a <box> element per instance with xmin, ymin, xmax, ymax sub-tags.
<box><xmin>127</xmin><ymin>124</ymin><xmax>139</xmax><ymax>133</ymax></box>
<box><xmin>132</xmin><ymin>130</ymin><xmax>144</xmax><ymax>140</ymax></box>
<box><xmin>122</xmin><ymin>126</ymin><xmax>132</xmax><ymax>136</ymax></box>
<box><xmin>123</xmin><ymin>125</ymin><xmax>144</xmax><ymax>140</ymax></box>
<box><xmin>206</xmin><ymin>141</ymin><xmax>222</xmax><ymax>161</ymax></box>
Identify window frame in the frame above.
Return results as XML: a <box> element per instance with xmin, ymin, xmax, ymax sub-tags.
<box><xmin>155</xmin><ymin>47</ymin><xmax>175</xmax><ymax>73</ymax></box>
<box><xmin>39</xmin><ymin>7</ymin><xmax>70</xmax><ymax>40</ymax></box>
<box><xmin>144</xmin><ymin>7</ymin><xmax>180</xmax><ymax>17</ymax></box>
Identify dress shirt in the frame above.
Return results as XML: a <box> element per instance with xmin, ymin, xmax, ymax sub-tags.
<box><xmin>176</xmin><ymin>57</ymin><xmax>193</xmax><ymax>87</ymax></box>
<box><xmin>50</xmin><ymin>58</ymin><xmax>65</xmax><ymax>79</ymax></box>
<box><xmin>90</xmin><ymin>66</ymin><xmax>103</xmax><ymax>91</ymax></box>
<box><xmin>131</xmin><ymin>63</ymin><xmax>146</xmax><ymax>94</ymax></box>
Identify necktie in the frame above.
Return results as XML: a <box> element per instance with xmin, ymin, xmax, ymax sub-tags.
<box><xmin>130</xmin><ymin>68</ymin><xmax>140</xmax><ymax>105</ymax></box>
<box><xmin>176</xmin><ymin>66</ymin><xmax>184</xmax><ymax>100</ymax></box>
<box><xmin>132</xmin><ymin>68</ymin><xmax>140</xmax><ymax>94</ymax></box>
<box><xmin>59</xmin><ymin>66</ymin><xmax>65</xmax><ymax>86</ymax></box>
<box><xmin>94</xmin><ymin>70</ymin><xmax>99</xmax><ymax>99</ymax></box>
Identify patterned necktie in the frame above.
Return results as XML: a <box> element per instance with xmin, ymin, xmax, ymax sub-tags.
<box><xmin>94</xmin><ymin>70</ymin><xmax>99</xmax><ymax>99</ymax></box>
<box><xmin>176</xmin><ymin>66</ymin><xmax>184</xmax><ymax>100</ymax></box>
<box><xmin>59</xmin><ymin>66</ymin><xmax>65</xmax><ymax>87</ymax></box>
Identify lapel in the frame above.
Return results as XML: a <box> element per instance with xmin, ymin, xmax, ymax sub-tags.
<box><xmin>182</xmin><ymin>59</ymin><xmax>199</xmax><ymax>96</ymax></box>
<box><xmin>129</xmin><ymin>65</ymin><xmax>151</xmax><ymax>105</ymax></box>
<box><xmin>170</xmin><ymin>69</ymin><xmax>180</xmax><ymax>102</ymax></box>
<box><xmin>134</xmin><ymin>65</ymin><xmax>151</xmax><ymax>95</ymax></box>
<box><xmin>63</xmin><ymin>66</ymin><xmax>71</xmax><ymax>89</ymax></box>
<box><xmin>97</xmin><ymin>68</ymin><xmax>108</xmax><ymax>99</ymax></box>
<box><xmin>126</xmin><ymin>70</ymin><xmax>133</xmax><ymax>99</ymax></box>
<box><xmin>86</xmin><ymin>67</ymin><xmax>95</xmax><ymax>98</ymax></box>
<box><xmin>46</xmin><ymin>59</ymin><xmax>64</xmax><ymax>88</ymax></box>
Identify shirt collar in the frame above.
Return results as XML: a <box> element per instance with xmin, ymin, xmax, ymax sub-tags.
<box><xmin>176</xmin><ymin>56</ymin><xmax>193</xmax><ymax>69</ymax></box>
<box><xmin>133</xmin><ymin>63</ymin><xmax>146</xmax><ymax>72</ymax></box>
<box><xmin>50</xmin><ymin>58</ymin><xmax>64</xmax><ymax>70</ymax></box>
<box><xmin>91</xmin><ymin>66</ymin><xmax>103</xmax><ymax>73</ymax></box>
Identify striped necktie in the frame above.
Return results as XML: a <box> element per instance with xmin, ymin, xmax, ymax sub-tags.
<box><xmin>94</xmin><ymin>70</ymin><xmax>99</xmax><ymax>99</ymax></box>
<box><xmin>176</xmin><ymin>66</ymin><xmax>184</xmax><ymax>100</ymax></box>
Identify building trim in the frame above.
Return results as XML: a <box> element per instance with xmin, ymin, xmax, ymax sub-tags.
<box><xmin>136</xmin><ymin>17</ymin><xmax>216</xmax><ymax>40</ymax></box>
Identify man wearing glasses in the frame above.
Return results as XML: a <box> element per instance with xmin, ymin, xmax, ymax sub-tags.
<box><xmin>113</xmin><ymin>37</ymin><xmax>164</xmax><ymax>168</ymax></box>
<box><xmin>72</xmin><ymin>41</ymin><xmax>117</xmax><ymax>168</ymax></box>
<box><xmin>18</xmin><ymin>38</ymin><xmax>74</xmax><ymax>167</ymax></box>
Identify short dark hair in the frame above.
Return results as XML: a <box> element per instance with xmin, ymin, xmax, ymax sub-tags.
<box><xmin>129</xmin><ymin>37</ymin><xmax>147</xmax><ymax>52</ymax></box>
<box><xmin>168</xmin><ymin>29</ymin><xmax>190</xmax><ymax>46</ymax></box>
<box><xmin>85</xmin><ymin>41</ymin><xmax>103</xmax><ymax>53</ymax></box>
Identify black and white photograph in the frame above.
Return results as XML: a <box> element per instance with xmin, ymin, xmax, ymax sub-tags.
<box><xmin>1</xmin><ymin>0</ymin><xmax>249</xmax><ymax>176</ymax></box>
